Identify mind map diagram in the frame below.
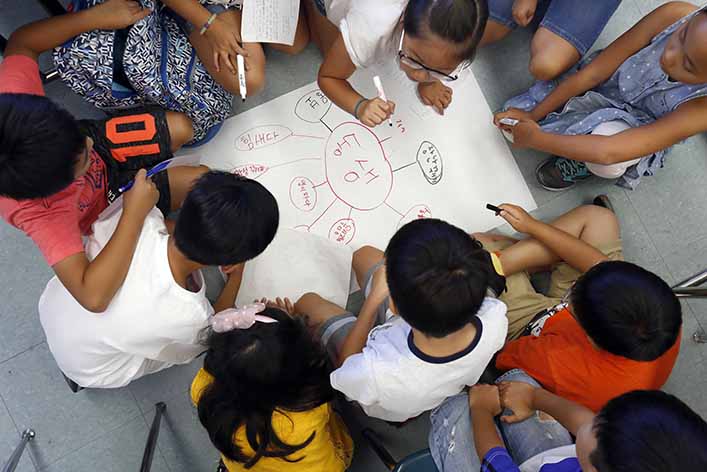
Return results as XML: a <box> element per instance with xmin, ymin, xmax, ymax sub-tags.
<box><xmin>230</xmin><ymin>89</ymin><xmax>444</xmax><ymax>246</ymax></box>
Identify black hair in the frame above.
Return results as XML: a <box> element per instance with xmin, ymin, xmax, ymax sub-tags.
<box><xmin>571</xmin><ymin>261</ymin><xmax>681</xmax><ymax>361</ymax></box>
<box><xmin>0</xmin><ymin>94</ymin><xmax>84</xmax><ymax>199</ymax></box>
<box><xmin>174</xmin><ymin>171</ymin><xmax>279</xmax><ymax>266</ymax></box>
<box><xmin>385</xmin><ymin>218</ymin><xmax>495</xmax><ymax>338</ymax></box>
<box><xmin>403</xmin><ymin>0</ymin><xmax>488</xmax><ymax>61</ymax></box>
<box><xmin>590</xmin><ymin>390</ymin><xmax>707</xmax><ymax>471</ymax></box>
<box><xmin>197</xmin><ymin>307</ymin><xmax>334</xmax><ymax>467</ymax></box>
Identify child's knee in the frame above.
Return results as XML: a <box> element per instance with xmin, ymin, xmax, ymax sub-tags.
<box><xmin>580</xmin><ymin>204</ymin><xmax>619</xmax><ymax>229</ymax></box>
<box><xmin>295</xmin><ymin>292</ymin><xmax>324</xmax><ymax>313</ymax></box>
<box><xmin>165</xmin><ymin>112</ymin><xmax>194</xmax><ymax>150</ymax></box>
<box><xmin>528</xmin><ymin>54</ymin><xmax>568</xmax><ymax>81</ymax></box>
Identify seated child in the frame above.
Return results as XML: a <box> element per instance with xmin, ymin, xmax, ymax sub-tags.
<box><xmin>295</xmin><ymin>218</ymin><xmax>509</xmax><ymax>422</ymax></box>
<box><xmin>306</xmin><ymin>0</ymin><xmax>488</xmax><ymax>123</ymax></box>
<box><xmin>481</xmin><ymin>0</ymin><xmax>621</xmax><ymax>80</ymax></box>
<box><xmin>39</xmin><ymin>172</ymin><xmax>279</xmax><ymax>388</ymax></box>
<box><xmin>495</xmin><ymin>2</ymin><xmax>707</xmax><ymax>190</ymax></box>
<box><xmin>164</xmin><ymin>0</ymin><xmax>310</xmax><ymax>97</ymax></box>
<box><xmin>476</xmin><ymin>199</ymin><xmax>681</xmax><ymax>412</ymax></box>
<box><xmin>0</xmin><ymin>2</ymin><xmax>204</xmax><ymax>313</ymax></box>
<box><xmin>191</xmin><ymin>300</ymin><xmax>353</xmax><ymax>472</ymax></box>
<box><xmin>430</xmin><ymin>374</ymin><xmax>707</xmax><ymax>471</ymax></box>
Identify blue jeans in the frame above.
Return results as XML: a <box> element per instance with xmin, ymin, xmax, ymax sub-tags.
<box><xmin>488</xmin><ymin>0</ymin><xmax>621</xmax><ymax>55</ymax></box>
<box><xmin>429</xmin><ymin>370</ymin><xmax>573</xmax><ymax>472</ymax></box>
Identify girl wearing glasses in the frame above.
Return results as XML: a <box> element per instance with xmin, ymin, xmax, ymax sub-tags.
<box><xmin>304</xmin><ymin>0</ymin><xmax>488</xmax><ymax>127</ymax></box>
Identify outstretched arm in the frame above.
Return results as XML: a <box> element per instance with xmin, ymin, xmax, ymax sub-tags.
<box><xmin>53</xmin><ymin>170</ymin><xmax>159</xmax><ymax>313</ymax></box>
<box><xmin>336</xmin><ymin>264</ymin><xmax>388</xmax><ymax>367</ymax></box>
<box><xmin>5</xmin><ymin>0</ymin><xmax>150</xmax><ymax>60</ymax></box>
<box><xmin>497</xmin><ymin>204</ymin><xmax>608</xmax><ymax>275</ymax></box>
<box><xmin>318</xmin><ymin>36</ymin><xmax>395</xmax><ymax>128</ymax></box>
<box><xmin>469</xmin><ymin>385</ymin><xmax>506</xmax><ymax>460</ymax></box>
<box><xmin>512</xmin><ymin>96</ymin><xmax>707</xmax><ymax>165</ymax></box>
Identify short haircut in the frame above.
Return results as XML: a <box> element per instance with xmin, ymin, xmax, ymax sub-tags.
<box><xmin>403</xmin><ymin>0</ymin><xmax>489</xmax><ymax>61</ymax></box>
<box><xmin>385</xmin><ymin>219</ymin><xmax>494</xmax><ymax>338</ymax></box>
<box><xmin>0</xmin><ymin>94</ymin><xmax>84</xmax><ymax>199</ymax></box>
<box><xmin>591</xmin><ymin>390</ymin><xmax>707</xmax><ymax>471</ymax></box>
<box><xmin>571</xmin><ymin>261</ymin><xmax>682</xmax><ymax>361</ymax></box>
<box><xmin>174</xmin><ymin>171</ymin><xmax>279</xmax><ymax>266</ymax></box>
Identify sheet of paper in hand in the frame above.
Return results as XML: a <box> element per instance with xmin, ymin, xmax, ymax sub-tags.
<box><xmin>240</xmin><ymin>0</ymin><xmax>301</xmax><ymax>45</ymax></box>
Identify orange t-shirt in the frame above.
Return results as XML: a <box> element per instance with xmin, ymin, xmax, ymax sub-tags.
<box><xmin>496</xmin><ymin>308</ymin><xmax>680</xmax><ymax>412</ymax></box>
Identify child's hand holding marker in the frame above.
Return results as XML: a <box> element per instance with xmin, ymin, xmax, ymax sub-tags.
<box><xmin>357</xmin><ymin>76</ymin><xmax>396</xmax><ymax>128</ymax></box>
<box><xmin>122</xmin><ymin>168</ymin><xmax>159</xmax><ymax>220</ymax></box>
<box><xmin>488</xmin><ymin>203</ymin><xmax>538</xmax><ymax>234</ymax></box>
<box><xmin>494</xmin><ymin>109</ymin><xmax>542</xmax><ymax>147</ymax></box>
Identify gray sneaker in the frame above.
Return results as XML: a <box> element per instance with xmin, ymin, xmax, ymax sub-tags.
<box><xmin>536</xmin><ymin>157</ymin><xmax>591</xmax><ymax>191</ymax></box>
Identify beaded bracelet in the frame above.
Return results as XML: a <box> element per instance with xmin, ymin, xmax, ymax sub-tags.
<box><xmin>353</xmin><ymin>98</ymin><xmax>368</xmax><ymax>119</ymax></box>
<box><xmin>199</xmin><ymin>13</ymin><xmax>218</xmax><ymax>36</ymax></box>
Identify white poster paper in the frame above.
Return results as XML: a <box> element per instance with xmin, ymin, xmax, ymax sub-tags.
<box><xmin>240</xmin><ymin>0</ymin><xmax>301</xmax><ymax>46</ymax></box>
<box><xmin>197</xmin><ymin>63</ymin><xmax>536</xmax><ymax>253</ymax></box>
<box><xmin>236</xmin><ymin>228</ymin><xmax>353</xmax><ymax>308</ymax></box>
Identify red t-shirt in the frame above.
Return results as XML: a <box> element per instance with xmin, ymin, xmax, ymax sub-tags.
<box><xmin>496</xmin><ymin>308</ymin><xmax>680</xmax><ymax>412</ymax></box>
<box><xmin>0</xmin><ymin>55</ymin><xmax>108</xmax><ymax>266</ymax></box>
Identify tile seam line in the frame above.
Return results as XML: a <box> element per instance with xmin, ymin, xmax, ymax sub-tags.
<box><xmin>34</xmin><ymin>410</ymin><xmax>144</xmax><ymax>471</ymax></box>
<box><xmin>0</xmin><ymin>340</ymin><xmax>47</xmax><ymax>366</ymax></box>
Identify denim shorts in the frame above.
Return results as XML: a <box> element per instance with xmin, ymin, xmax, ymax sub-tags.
<box><xmin>488</xmin><ymin>0</ymin><xmax>622</xmax><ymax>55</ymax></box>
<box><xmin>429</xmin><ymin>370</ymin><xmax>573</xmax><ymax>472</ymax></box>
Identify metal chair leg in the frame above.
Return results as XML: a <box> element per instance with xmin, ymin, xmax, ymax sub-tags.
<box><xmin>361</xmin><ymin>428</ymin><xmax>397</xmax><ymax>470</ymax></box>
<box><xmin>2</xmin><ymin>429</ymin><xmax>35</xmax><ymax>472</ymax></box>
<box><xmin>140</xmin><ymin>402</ymin><xmax>166</xmax><ymax>472</ymax></box>
<box><xmin>672</xmin><ymin>269</ymin><xmax>707</xmax><ymax>345</ymax></box>
<box><xmin>62</xmin><ymin>373</ymin><xmax>83</xmax><ymax>393</ymax></box>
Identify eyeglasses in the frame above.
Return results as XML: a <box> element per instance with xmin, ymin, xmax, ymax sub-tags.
<box><xmin>397</xmin><ymin>30</ymin><xmax>469</xmax><ymax>82</ymax></box>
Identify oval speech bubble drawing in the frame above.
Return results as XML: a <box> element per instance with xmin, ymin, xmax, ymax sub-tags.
<box><xmin>236</xmin><ymin>125</ymin><xmax>292</xmax><ymax>151</ymax></box>
<box><xmin>328</xmin><ymin>218</ymin><xmax>356</xmax><ymax>245</ymax></box>
<box><xmin>295</xmin><ymin>90</ymin><xmax>333</xmax><ymax>123</ymax></box>
<box><xmin>231</xmin><ymin>163</ymin><xmax>269</xmax><ymax>179</ymax></box>
<box><xmin>416</xmin><ymin>141</ymin><xmax>443</xmax><ymax>185</ymax></box>
<box><xmin>397</xmin><ymin>204</ymin><xmax>432</xmax><ymax>229</ymax></box>
<box><xmin>289</xmin><ymin>176</ymin><xmax>318</xmax><ymax>212</ymax></box>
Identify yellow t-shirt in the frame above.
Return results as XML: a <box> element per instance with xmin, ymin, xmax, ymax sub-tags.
<box><xmin>190</xmin><ymin>369</ymin><xmax>354</xmax><ymax>472</ymax></box>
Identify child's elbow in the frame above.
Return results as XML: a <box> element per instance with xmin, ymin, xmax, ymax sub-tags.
<box><xmin>595</xmin><ymin>143</ymin><xmax>625</xmax><ymax>165</ymax></box>
<box><xmin>80</xmin><ymin>295</ymin><xmax>110</xmax><ymax>314</ymax></box>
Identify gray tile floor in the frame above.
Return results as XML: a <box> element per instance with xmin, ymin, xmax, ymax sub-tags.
<box><xmin>1</xmin><ymin>1</ymin><xmax>706</xmax><ymax>470</ymax></box>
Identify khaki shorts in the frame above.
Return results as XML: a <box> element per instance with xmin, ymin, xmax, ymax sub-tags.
<box><xmin>484</xmin><ymin>239</ymin><xmax>623</xmax><ymax>340</ymax></box>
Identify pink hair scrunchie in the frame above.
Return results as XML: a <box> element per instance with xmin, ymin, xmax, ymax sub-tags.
<box><xmin>210</xmin><ymin>303</ymin><xmax>278</xmax><ymax>333</ymax></box>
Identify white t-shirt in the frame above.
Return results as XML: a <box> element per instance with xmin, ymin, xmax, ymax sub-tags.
<box><xmin>39</xmin><ymin>208</ymin><xmax>213</xmax><ymax>388</ymax></box>
<box><xmin>325</xmin><ymin>0</ymin><xmax>407</xmax><ymax>68</ymax></box>
<box><xmin>330</xmin><ymin>297</ymin><xmax>508</xmax><ymax>422</ymax></box>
